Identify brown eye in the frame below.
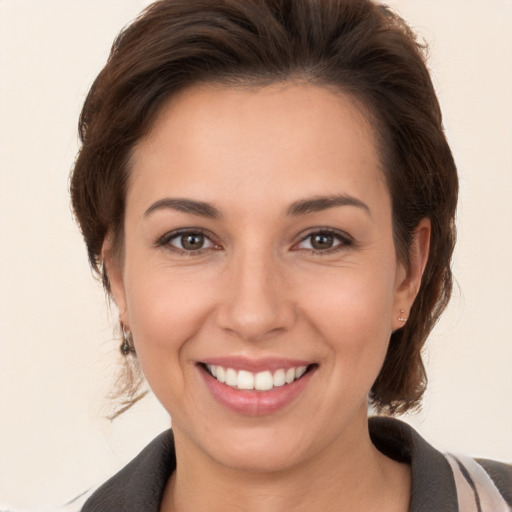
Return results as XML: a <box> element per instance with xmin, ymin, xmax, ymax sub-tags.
<box><xmin>310</xmin><ymin>233</ymin><xmax>335</xmax><ymax>250</ymax></box>
<box><xmin>160</xmin><ymin>230</ymin><xmax>217</xmax><ymax>253</ymax></box>
<box><xmin>180</xmin><ymin>233</ymin><xmax>205</xmax><ymax>250</ymax></box>
<box><xmin>295</xmin><ymin>230</ymin><xmax>351</xmax><ymax>253</ymax></box>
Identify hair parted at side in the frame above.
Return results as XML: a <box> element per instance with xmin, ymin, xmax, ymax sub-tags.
<box><xmin>71</xmin><ymin>0</ymin><xmax>458</xmax><ymax>416</ymax></box>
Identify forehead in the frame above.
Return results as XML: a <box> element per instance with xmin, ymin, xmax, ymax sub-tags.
<box><xmin>128</xmin><ymin>82</ymin><xmax>388</xmax><ymax>214</ymax></box>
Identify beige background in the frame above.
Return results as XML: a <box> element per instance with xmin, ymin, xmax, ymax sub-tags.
<box><xmin>1</xmin><ymin>0</ymin><xmax>511</xmax><ymax>508</ymax></box>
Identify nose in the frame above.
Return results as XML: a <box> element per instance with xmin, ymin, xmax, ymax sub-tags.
<box><xmin>216</xmin><ymin>247</ymin><xmax>296</xmax><ymax>343</ymax></box>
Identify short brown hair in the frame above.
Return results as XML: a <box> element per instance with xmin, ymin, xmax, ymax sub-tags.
<box><xmin>71</xmin><ymin>0</ymin><xmax>458</xmax><ymax>415</ymax></box>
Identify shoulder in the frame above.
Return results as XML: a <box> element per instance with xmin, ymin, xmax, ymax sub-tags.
<box><xmin>55</xmin><ymin>488</ymin><xmax>100</xmax><ymax>512</ymax></box>
<box><xmin>446</xmin><ymin>453</ymin><xmax>512</xmax><ymax>510</ymax></box>
<box><xmin>7</xmin><ymin>430</ymin><xmax>176</xmax><ymax>512</ymax></box>
<box><xmin>476</xmin><ymin>457</ymin><xmax>512</xmax><ymax>503</ymax></box>
<box><xmin>80</xmin><ymin>429</ymin><xmax>175</xmax><ymax>512</ymax></box>
<box><xmin>369</xmin><ymin>416</ymin><xmax>511</xmax><ymax>511</ymax></box>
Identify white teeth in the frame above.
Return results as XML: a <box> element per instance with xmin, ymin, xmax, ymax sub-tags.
<box><xmin>216</xmin><ymin>366</ymin><xmax>226</xmax><ymax>383</ymax></box>
<box><xmin>273</xmin><ymin>369</ymin><xmax>286</xmax><ymax>387</ymax></box>
<box><xmin>254</xmin><ymin>371</ymin><xmax>273</xmax><ymax>391</ymax></box>
<box><xmin>226</xmin><ymin>368</ymin><xmax>237</xmax><ymax>386</ymax></box>
<box><xmin>295</xmin><ymin>366</ymin><xmax>307</xmax><ymax>379</ymax></box>
<box><xmin>237</xmin><ymin>370</ymin><xmax>255</xmax><ymax>390</ymax></box>
<box><xmin>205</xmin><ymin>364</ymin><xmax>310</xmax><ymax>391</ymax></box>
<box><xmin>207</xmin><ymin>364</ymin><xmax>218</xmax><ymax>377</ymax></box>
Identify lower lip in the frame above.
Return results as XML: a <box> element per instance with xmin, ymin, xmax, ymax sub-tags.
<box><xmin>199</xmin><ymin>366</ymin><xmax>315</xmax><ymax>416</ymax></box>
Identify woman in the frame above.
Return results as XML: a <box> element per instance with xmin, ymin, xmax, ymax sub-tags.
<box><xmin>67</xmin><ymin>0</ymin><xmax>510</xmax><ymax>510</ymax></box>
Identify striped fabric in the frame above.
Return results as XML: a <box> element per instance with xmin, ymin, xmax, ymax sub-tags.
<box><xmin>447</xmin><ymin>454</ymin><xmax>511</xmax><ymax>512</ymax></box>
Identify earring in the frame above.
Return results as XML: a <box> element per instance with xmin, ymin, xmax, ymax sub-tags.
<box><xmin>120</xmin><ymin>325</ymin><xmax>136</xmax><ymax>355</ymax></box>
<box><xmin>398</xmin><ymin>309</ymin><xmax>408</xmax><ymax>322</ymax></box>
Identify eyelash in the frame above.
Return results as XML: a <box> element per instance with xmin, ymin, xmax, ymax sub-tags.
<box><xmin>294</xmin><ymin>228</ymin><xmax>353</xmax><ymax>255</ymax></box>
<box><xmin>155</xmin><ymin>229</ymin><xmax>219</xmax><ymax>256</ymax></box>
<box><xmin>155</xmin><ymin>228</ymin><xmax>353</xmax><ymax>256</ymax></box>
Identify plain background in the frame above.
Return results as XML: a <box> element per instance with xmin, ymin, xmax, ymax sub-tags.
<box><xmin>1</xmin><ymin>0</ymin><xmax>511</xmax><ymax>508</ymax></box>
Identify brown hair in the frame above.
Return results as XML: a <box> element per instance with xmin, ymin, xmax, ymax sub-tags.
<box><xmin>71</xmin><ymin>0</ymin><xmax>458</xmax><ymax>415</ymax></box>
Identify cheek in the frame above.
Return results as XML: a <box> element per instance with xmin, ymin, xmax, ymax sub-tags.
<box><xmin>298</xmin><ymin>262</ymin><xmax>397</xmax><ymax>376</ymax></box>
<box><xmin>125</xmin><ymin>254</ymin><xmax>216</xmax><ymax>337</ymax></box>
<box><xmin>300</xmin><ymin>263</ymin><xmax>397</xmax><ymax>335</ymax></box>
<box><xmin>123</xmin><ymin>266</ymin><xmax>216</xmax><ymax>387</ymax></box>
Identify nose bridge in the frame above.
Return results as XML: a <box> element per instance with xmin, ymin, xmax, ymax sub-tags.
<box><xmin>217</xmin><ymin>241</ymin><xmax>294</xmax><ymax>341</ymax></box>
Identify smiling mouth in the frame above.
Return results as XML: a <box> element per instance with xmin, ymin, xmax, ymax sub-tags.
<box><xmin>202</xmin><ymin>363</ymin><xmax>316</xmax><ymax>392</ymax></box>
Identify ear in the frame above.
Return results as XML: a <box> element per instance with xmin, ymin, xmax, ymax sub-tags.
<box><xmin>392</xmin><ymin>218</ymin><xmax>431</xmax><ymax>331</ymax></box>
<box><xmin>102</xmin><ymin>233</ymin><xmax>128</xmax><ymax>326</ymax></box>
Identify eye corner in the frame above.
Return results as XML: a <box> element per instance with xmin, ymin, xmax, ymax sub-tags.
<box><xmin>155</xmin><ymin>228</ymin><xmax>222</xmax><ymax>254</ymax></box>
<box><xmin>292</xmin><ymin>228</ymin><xmax>354</xmax><ymax>255</ymax></box>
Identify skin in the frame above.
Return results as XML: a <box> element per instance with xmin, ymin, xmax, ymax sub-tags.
<box><xmin>104</xmin><ymin>83</ymin><xmax>430</xmax><ymax>511</ymax></box>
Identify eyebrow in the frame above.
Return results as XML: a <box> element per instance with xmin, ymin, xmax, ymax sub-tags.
<box><xmin>285</xmin><ymin>194</ymin><xmax>371</xmax><ymax>217</ymax></box>
<box><xmin>144</xmin><ymin>198</ymin><xmax>221</xmax><ymax>219</ymax></box>
<box><xmin>144</xmin><ymin>193</ymin><xmax>371</xmax><ymax>219</ymax></box>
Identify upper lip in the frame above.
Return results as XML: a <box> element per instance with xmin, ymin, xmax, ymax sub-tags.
<box><xmin>199</xmin><ymin>356</ymin><xmax>315</xmax><ymax>373</ymax></box>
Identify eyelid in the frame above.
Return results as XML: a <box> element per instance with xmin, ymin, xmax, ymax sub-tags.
<box><xmin>155</xmin><ymin>228</ymin><xmax>221</xmax><ymax>254</ymax></box>
<box><xmin>293</xmin><ymin>228</ymin><xmax>354</xmax><ymax>253</ymax></box>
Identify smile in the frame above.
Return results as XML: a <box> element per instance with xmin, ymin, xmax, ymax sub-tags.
<box><xmin>205</xmin><ymin>364</ymin><xmax>309</xmax><ymax>391</ymax></box>
<box><xmin>199</xmin><ymin>359</ymin><xmax>317</xmax><ymax>415</ymax></box>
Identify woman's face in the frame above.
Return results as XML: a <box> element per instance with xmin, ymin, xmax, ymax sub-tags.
<box><xmin>107</xmin><ymin>83</ymin><xmax>426</xmax><ymax>472</ymax></box>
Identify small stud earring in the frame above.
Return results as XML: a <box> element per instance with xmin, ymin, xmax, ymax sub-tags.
<box><xmin>398</xmin><ymin>309</ymin><xmax>408</xmax><ymax>322</ymax></box>
<box><xmin>120</xmin><ymin>325</ymin><xmax>136</xmax><ymax>355</ymax></box>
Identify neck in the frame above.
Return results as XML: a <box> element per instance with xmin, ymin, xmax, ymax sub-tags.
<box><xmin>161</xmin><ymin>413</ymin><xmax>410</xmax><ymax>512</ymax></box>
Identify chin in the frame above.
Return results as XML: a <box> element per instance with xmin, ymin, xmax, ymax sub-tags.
<box><xmin>174</xmin><ymin>416</ymin><xmax>315</xmax><ymax>474</ymax></box>
<box><xmin>208</xmin><ymin>435</ymin><xmax>310</xmax><ymax>474</ymax></box>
